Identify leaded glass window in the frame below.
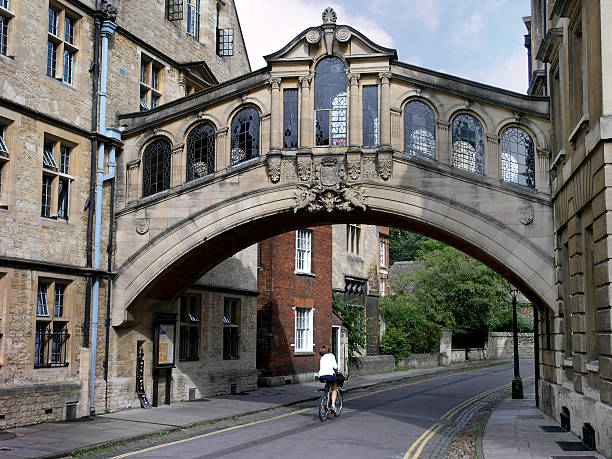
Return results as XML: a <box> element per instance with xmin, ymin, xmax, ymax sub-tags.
<box><xmin>142</xmin><ymin>138</ymin><xmax>171</xmax><ymax>197</ymax></box>
<box><xmin>362</xmin><ymin>85</ymin><xmax>379</xmax><ymax>147</ymax></box>
<box><xmin>64</xmin><ymin>16</ymin><xmax>74</xmax><ymax>44</ymax></box>
<box><xmin>41</xmin><ymin>175</ymin><xmax>52</xmax><ymax>217</ymax></box>
<box><xmin>217</xmin><ymin>28</ymin><xmax>234</xmax><ymax>56</ymax></box>
<box><xmin>63</xmin><ymin>49</ymin><xmax>74</xmax><ymax>85</ymax></box>
<box><xmin>186</xmin><ymin>0</ymin><xmax>200</xmax><ymax>40</ymax></box>
<box><xmin>314</xmin><ymin>57</ymin><xmax>347</xmax><ymax>147</ymax></box>
<box><xmin>230</xmin><ymin>107</ymin><xmax>260</xmax><ymax>165</ymax></box>
<box><xmin>47</xmin><ymin>41</ymin><xmax>57</xmax><ymax>77</ymax></box>
<box><xmin>48</xmin><ymin>7</ymin><xmax>59</xmax><ymax>36</ymax></box>
<box><xmin>0</xmin><ymin>15</ymin><xmax>8</xmax><ymax>56</ymax></box>
<box><xmin>404</xmin><ymin>101</ymin><xmax>436</xmax><ymax>159</ymax></box>
<box><xmin>283</xmin><ymin>89</ymin><xmax>298</xmax><ymax>149</ymax></box>
<box><xmin>501</xmin><ymin>127</ymin><xmax>535</xmax><ymax>188</ymax></box>
<box><xmin>186</xmin><ymin>123</ymin><xmax>215</xmax><ymax>182</ymax></box>
<box><xmin>37</xmin><ymin>282</ymin><xmax>50</xmax><ymax>316</ymax></box>
<box><xmin>166</xmin><ymin>0</ymin><xmax>184</xmax><ymax>21</ymax></box>
<box><xmin>452</xmin><ymin>114</ymin><xmax>484</xmax><ymax>174</ymax></box>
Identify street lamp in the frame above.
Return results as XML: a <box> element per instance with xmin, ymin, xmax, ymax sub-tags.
<box><xmin>509</xmin><ymin>285</ymin><xmax>524</xmax><ymax>399</ymax></box>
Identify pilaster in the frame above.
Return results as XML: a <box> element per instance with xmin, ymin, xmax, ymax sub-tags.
<box><xmin>170</xmin><ymin>144</ymin><xmax>184</xmax><ymax>188</ymax></box>
<box><xmin>378</xmin><ymin>72</ymin><xmax>391</xmax><ymax>148</ymax></box>
<box><xmin>299</xmin><ymin>75</ymin><xmax>312</xmax><ymax>150</ymax></box>
<box><xmin>347</xmin><ymin>72</ymin><xmax>360</xmax><ymax>150</ymax></box>
<box><xmin>486</xmin><ymin>134</ymin><xmax>500</xmax><ymax>180</ymax></box>
<box><xmin>437</xmin><ymin>120</ymin><xmax>451</xmax><ymax>165</ymax></box>
<box><xmin>270</xmin><ymin>77</ymin><xmax>282</xmax><ymax>151</ymax></box>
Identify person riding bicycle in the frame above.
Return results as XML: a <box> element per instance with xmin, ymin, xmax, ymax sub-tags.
<box><xmin>317</xmin><ymin>345</ymin><xmax>338</xmax><ymax>413</ymax></box>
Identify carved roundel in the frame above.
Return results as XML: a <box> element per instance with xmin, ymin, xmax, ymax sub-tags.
<box><xmin>335</xmin><ymin>26</ymin><xmax>351</xmax><ymax>42</ymax></box>
<box><xmin>306</xmin><ymin>28</ymin><xmax>322</xmax><ymax>44</ymax></box>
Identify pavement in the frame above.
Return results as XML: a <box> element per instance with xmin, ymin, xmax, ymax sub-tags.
<box><xmin>0</xmin><ymin>360</ymin><xmax>603</xmax><ymax>459</ymax></box>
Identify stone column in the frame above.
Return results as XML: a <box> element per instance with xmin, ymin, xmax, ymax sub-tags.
<box><xmin>348</xmin><ymin>72</ymin><xmax>360</xmax><ymax>150</ymax></box>
<box><xmin>378</xmin><ymin>72</ymin><xmax>391</xmax><ymax>148</ymax></box>
<box><xmin>437</xmin><ymin>120</ymin><xmax>451</xmax><ymax>166</ymax></box>
<box><xmin>299</xmin><ymin>75</ymin><xmax>312</xmax><ymax>150</ymax></box>
<box><xmin>170</xmin><ymin>143</ymin><xmax>184</xmax><ymax>188</ymax></box>
<box><xmin>270</xmin><ymin>77</ymin><xmax>282</xmax><ymax>151</ymax></box>
<box><xmin>439</xmin><ymin>328</ymin><xmax>452</xmax><ymax>366</ymax></box>
<box><xmin>486</xmin><ymin>134</ymin><xmax>500</xmax><ymax>180</ymax></box>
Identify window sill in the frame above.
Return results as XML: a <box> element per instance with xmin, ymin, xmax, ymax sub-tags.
<box><xmin>294</xmin><ymin>270</ymin><xmax>315</xmax><ymax>278</ymax></box>
<box><xmin>294</xmin><ymin>351</ymin><xmax>315</xmax><ymax>356</ymax></box>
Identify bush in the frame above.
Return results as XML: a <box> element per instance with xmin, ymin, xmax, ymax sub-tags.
<box><xmin>380</xmin><ymin>327</ymin><xmax>411</xmax><ymax>361</ymax></box>
<box><xmin>488</xmin><ymin>303</ymin><xmax>534</xmax><ymax>333</ymax></box>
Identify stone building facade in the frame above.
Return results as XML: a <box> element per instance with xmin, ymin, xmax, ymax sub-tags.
<box><xmin>526</xmin><ymin>0</ymin><xmax>612</xmax><ymax>454</ymax></box>
<box><xmin>0</xmin><ymin>0</ymin><xmax>250</xmax><ymax>428</ymax></box>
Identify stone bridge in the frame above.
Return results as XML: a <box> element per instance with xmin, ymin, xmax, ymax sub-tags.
<box><xmin>112</xmin><ymin>12</ymin><xmax>553</xmax><ymax>326</ymax></box>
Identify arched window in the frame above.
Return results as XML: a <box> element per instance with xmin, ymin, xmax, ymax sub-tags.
<box><xmin>314</xmin><ymin>57</ymin><xmax>347</xmax><ymax>147</ymax></box>
<box><xmin>501</xmin><ymin>127</ymin><xmax>535</xmax><ymax>188</ymax></box>
<box><xmin>230</xmin><ymin>107</ymin><xmax>260</xmax><ymax>165</ymax></box>
<box><xmin>186</xmin><ymin>123</ymin><xmax>215</xmax><ymax>182</ymax></box>
<box><xmin>404</xmin><ymin>101</ymin><xmax>436</xmax><ymax>159</ymax></box>
<box><xmin>142</xmin><ymin>138</ymin><xmax>171</xmax><ymax>197</ymax></box>
<box><xmin>452</xmin><ymin>114</ymin><xmax>484</xmax><ymax>174</ymax></box>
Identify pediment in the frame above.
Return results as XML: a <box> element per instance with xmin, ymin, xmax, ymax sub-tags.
<box><xmin>264</xmin><ymin>9</ymin><xmax>397</xmax><ymax>64</ymax></box>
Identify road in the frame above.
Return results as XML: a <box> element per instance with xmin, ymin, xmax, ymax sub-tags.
<box><xmin>108</xmin><ymin>362</ymin><xmax>535</xmax><ymax>459</ymax></box>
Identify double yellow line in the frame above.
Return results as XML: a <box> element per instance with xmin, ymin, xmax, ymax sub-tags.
<box><xmin>403</xmin><ymin>375</ymin><xmax>535</xmax><ymax>458</ymax></box>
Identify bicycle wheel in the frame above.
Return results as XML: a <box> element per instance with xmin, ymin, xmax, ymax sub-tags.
<box><xmin>318</xmin><ymin>393</ymin><xmax>328</xmax><ymax>421</ymax></box>
<box><xmin>334</xmin><ymin>390</ymin><xmax>343</xmax><ymax>417</ymax></box>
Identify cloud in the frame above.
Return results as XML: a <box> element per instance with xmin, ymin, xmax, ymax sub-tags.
<box><xmin>367</xmin><ymin>0</ymin><xmax>440</xmax><ymax>32</ymax></box>
<box><xmin>234</xmin><ymin>0</ymin><xmax>394</xmax><ymax>70</ymax></box>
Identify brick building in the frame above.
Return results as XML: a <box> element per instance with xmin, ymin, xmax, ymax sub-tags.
<box><xmin>0</xmin><ymin>0</ymin><xmax>250</xmax><ymax>427</ymax></box>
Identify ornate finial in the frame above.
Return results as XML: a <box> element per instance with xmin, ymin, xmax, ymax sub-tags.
<box><xmin>322</xmin><ymin>7</ymin><xmax>337</xmax><ymax>24</ymax></box>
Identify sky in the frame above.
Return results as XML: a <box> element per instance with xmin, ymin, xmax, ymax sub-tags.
<box><xmin>234</xmin><ymin>0</ymin><xmax>532</xmax><ymax>94</ymax></box>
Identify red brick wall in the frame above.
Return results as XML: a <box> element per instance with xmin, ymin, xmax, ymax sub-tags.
<box><xmin>257</xmin><ymin>226</ymin><xmax>333</xmax><ymax>377</ymax></box>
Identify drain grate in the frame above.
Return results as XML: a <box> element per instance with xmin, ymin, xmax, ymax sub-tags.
<box><xmin>540</xmin><ymin>425</ymin><xmax>566</xmax><ymax>432</ymax></box>
<box><xmin>556</xmin><ymin>441</ymin><xmax>592</xmax><ymax>452</ymax></box>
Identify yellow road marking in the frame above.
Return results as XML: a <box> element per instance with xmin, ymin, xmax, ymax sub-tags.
<box><xmin>412</xmin><ymin>423</ymin><xmax>444</xmax><ymax>458</ymax></box>
<box><xmin>113</xmin><ymin>364</ymin><xmax>520</xmax><ymax>458</ymax></box>
<box><xmin>403</xmin><ymin>423</ymin><xmax>440</xmax><ymax>459</ymax></box>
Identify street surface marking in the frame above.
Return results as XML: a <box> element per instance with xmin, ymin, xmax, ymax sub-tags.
<box><xmin>412</xmin><ymin>423</ymin><xmax>444</xmax><ymax>458</ymax></box>
<box><xmin>403</xmin><ymin>423</ymin><xmax>441</xmax><ymax>459</ymax></box>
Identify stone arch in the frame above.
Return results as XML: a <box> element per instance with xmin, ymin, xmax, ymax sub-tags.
<box><xmin>495</xmin><ymin>116</ymin><xmax>548</xmax><ymax>150</ymax></box>
<box><xmin>181</xmin><ymin>115</ymin><xmax>221</xmax><ymax>142</ymax></box>
<box><xmin>398</xmin><ymin>91</ymin><xmax>441</xmax><ymax>119</ymax></box>
<box><xmin>447</xmin><ymin>107</ymin><xmax>491</xmax><ymax>133</ymax></box>
<box><xmin>222</xmin><ymin>98</ymin><xmax>267</xmax><ymax>127</ymax></box>
<box><xmin>112</xmin><ymin>183</ymin><xmax>556</xmax><ymax>326</ymax></box>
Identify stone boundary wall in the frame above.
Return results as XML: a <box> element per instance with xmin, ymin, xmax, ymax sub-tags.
<box><xmin>0</xmin><ymin>382</ymin><xmax>81</xmax><ymax>429</ymax></box>
<box><xmin>349</xmin><ymin>355</ymin><xmax>395</xmax><ymax>377</ymax></box>
<box><xmin>398</xmin><ymin>353</ymin><xmax>441</xmax><ymax>369</ymax></box>
<box><xmin>487</xmin><ymin>332</ymin><xmax>534</xmax><ymax>359</ymax></box>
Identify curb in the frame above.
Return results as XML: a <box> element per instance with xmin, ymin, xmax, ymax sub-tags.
<box><xmin>40</xmin><ymin>360</ymin><xmax>511</xmax><ymax>458</ymax></box>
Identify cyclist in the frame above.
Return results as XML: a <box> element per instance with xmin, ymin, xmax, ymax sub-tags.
<box><xmin>317</xmin><ymin>345</ymin><xmax>338</xmax><ymax>413</ymax></box>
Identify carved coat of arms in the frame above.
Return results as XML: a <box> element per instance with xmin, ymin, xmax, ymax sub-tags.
<box><xmin>518</xmin><ymin>205</ymin><xmax>534</xmax><ymax>225</ymax></box>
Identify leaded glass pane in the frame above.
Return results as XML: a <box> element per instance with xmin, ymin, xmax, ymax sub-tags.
<box><xmin>64</xmin><ymin>17</ymin><xmax>74</xmax><ymax>44</ymax></box>
<box><xmin>186</xmin><ymin>0</ymin><xmax>200</xmax><ymax>40</ymax></box>
<box><xmin>63</xmin><ymin>49</ymin><xmax>74</xmax><ymax>85</ymax></box>
<box><xmin>54</xmin><ymin>283</ymin><xmax>65</xmax><ymax>317</ymax></box>
<box><xmin>0</xmin><ymin>1</ymin><xmax>10</xmax><ymax>10</ymax></box>
<box><xmin>501</xmin><ymin>127</ymin><xmax>535</xmax><ymax>188</ymax></box>
<box><xmin>452</xmin><ymin>114</ymin><xmax>484</xmax><ymax>174</ymax></box>
<box><xmin>283</xmin><ymin>89</ymin><xmax>298</xmax><ymax>149</ymax></box>
<box><xmin>57</xmin><ymin>178</ymin><xmax>69</xmax><ymax>219</ymax></box>
<box><xmin>186</xmin><ymin>123</ymin><xmax>215</xmax><ymax>182</ymax></box>
<box><xmin>48</xmin><ymin>7</ymin><xmax>58</xmax><ymax>35</ymax></box>
<box><xmin>314</xmin><ymin>57</ymin><xmax>347</xmax><ymax>146</ymax></box>
<box><xmin>47</xmin><ymin>41</ymin><xmax>57</xmax><ymax>77</ymax></box>
<box><xmin>60</xmin><ymin>145</ymin><xmax>70</xmax><ymax>174</ymax></box>
<box><xmin>41</xmin><ymin>175</ymin><xmax>52</xmax><ymax>217</ymax></box>
<box><xmin>142</xmin><ymin>139</ymin><xmax>171</xmax><ymax>197</ymax></box>
<box><xmin>37</xmin><ymin>282</ymin><xmax>49</xmax><ymax>316</ymax></box>
<box><xmin>0</xmin><ymin>125</ymin><xmax>8</xmax><ymax>156</ymax></box>
<box><xmin>166</xmin><ymin>0</ymin><xmax>184</xmax><ymax>20</ymax></box>
<box><xmin>230</xmin><ymin>107</ymin><xmax>260</xmax><ymax>165</ymax></box>
<box><xmin>363</xmin><ymin>85</ymin><xmax>379</xmax><ymax>147</ymax></box>
<box><xmin>404</xmin><ymin>101</ymin><xmax>436</xmax><ymax>159</ymax></box>
<box><xmin>0</xmin><ymin>15</ymin><xmax>8</xmax><ymax>56</ymax></box>
<box><xmin>217</xmin><ymin>28</ymin><xmax>234</xmax><ymax>56</ymax></box>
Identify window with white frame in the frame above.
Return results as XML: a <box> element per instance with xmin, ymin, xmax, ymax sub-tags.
<box><xmin>346</xmin><ymin>224</ymin><xmax>361</xmax><ymax>255</ymax></box>
<box><xmin>35</xmin><ymin>279</ymin><xmax>70</xmax><ymax>368</ymax></box>
<box><xmin>186</xmin><ymin>0</ymin><xmax>200</xmax><ymax>40</ymax></box>
<box><xmin>295</xmin><ymin>229</ymin><xmax>312</xmax><ymax>273</ymax></box>
<box><xmin>0</xmin><ymin>0</ymin><xmax>11</xmax><ymax>57</ymax></box>
<box><xmin>294</xmin><ymin>307</ymin><xmax>313</xmax><ymax>352</ymax></box>
<box><xmin>47</xmin><ymin>5</ymin><xmax>79</xmax><ymax>84</ymax></box>
<box><xmin>380</xmin><ymin>240</ymin><xmax>387</xmax><ymax>267</ymax></box>
<box><xmin>380</xmin><ymin>278</ymin><xmax>387</xmax><ymax>297</ymax></box>
<box><xmin>0</xmin><ymin>123</ymin><xmax>8</xmax><ymax>205</ymax></box>
<box><xmin>41</xmin><ymin>137</ymin><xmax>74</xmax><ymax>220</ymax></box>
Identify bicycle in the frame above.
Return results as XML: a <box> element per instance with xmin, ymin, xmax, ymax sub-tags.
<box><xmin>318</xmin><ymin>378</ymin><xmax>344</xmax><ymax>421</ymax></box>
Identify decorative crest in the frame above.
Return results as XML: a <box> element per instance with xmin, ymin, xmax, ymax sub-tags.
<box><xmin>322</xmin><ymin>7</ymin><xmax>337</xmax><ymax>24</ymax></box>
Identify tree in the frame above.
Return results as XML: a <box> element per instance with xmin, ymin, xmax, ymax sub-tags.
<box><xmin>332</xmin><ymin>295</ymin><xmax>368</xmax><ymax>363</ymax></box>
<box><xmin>389</xmin><ymin>228</ymin><xmax>425</xmax><ymax>263</ymax></box>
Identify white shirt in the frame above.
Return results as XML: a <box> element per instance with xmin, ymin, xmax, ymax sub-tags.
<box><xmin>318</xmin><ymin>353</ymin><xmax>338</xmax><ymax>377</ymax></box>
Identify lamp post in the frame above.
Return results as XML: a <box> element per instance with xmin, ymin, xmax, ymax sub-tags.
<box><xmin>510</xmin><ymin>285</ymin><xmax>524</xmax><ymax>399</ymax></box>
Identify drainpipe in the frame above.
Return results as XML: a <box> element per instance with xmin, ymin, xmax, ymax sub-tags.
<box><xmin>90</xmin><ymin>19</ymin><xmax>117</xmax><ymax>416</ymax></box>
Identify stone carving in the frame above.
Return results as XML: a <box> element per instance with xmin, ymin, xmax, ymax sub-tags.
<box><xmin>347</xmin><ymin>72</ymin><xmax>360</xmax><ymax>86</ymax></box>
<box><xmin>99</xmin><ymin>0</ymin><xmax>117</xmax><ymax>21</ymax></box>
<box><xmin>335</xmin><ymin>26</ymin><xmax>351</xmax><ymax>42</ymax></box>
<box><xmin>378</xmin><ymin>72</ymin><xmax>391</xmax><ymax>84</ymax></box>
<box><xmin>378</xmin><ymin>156</ymin><xmax>392</xmax><ymax>180</ymax></box>
<box><xmin>269</xmin><ymin>77</ymin><xmax>281</xmax><ymax>89</ymax></box>
<box><xmin>306</xmin><ymin>28</ymin><xmax>322</xmax><ymax>44</ymax></box>
<box><xmin>346</xmin><ymin>158</ymin><xmax>361</xmax><ymax>180</ymax></box>
<box><xmin>518</xmin><ymin>205</ymin><xmax>534</xmax><ymax>225</ymax></box>
<box><xmin>299</xmin><ymin>75</ymin><xmax>312</xmax><ymax>87</ymax></box>
<box><xmin>362</xmin><ymin>156</ymin><xmax>377</xmax><ymax>179</ymax></box>
<box><xmin>282</xmin><ymin>159</ymin><xmax>297</xmax><ymax>181</ymax></box>
<box><xmin>297</xmin><ymin>156</ymin><xmax>312</xmax><ymax>181</ymax></box>
<box><xmin>294</xmin><ymin>157</ymin><xmax>367</xmax><ymax>213</ymax></box>
<box><xmin>135</xmin><ymin>218</ymin><xmax>150</xmax><ymax>235</ymax></box>
<box><xmin>322</xmin><ymin>7</ymin><xmax>337</xmax><ymax>24</ymax></box>
<box><xmin>267</xmin><ymin>155</ymin><xmax>281</xmax><ymax>183</ymax></box>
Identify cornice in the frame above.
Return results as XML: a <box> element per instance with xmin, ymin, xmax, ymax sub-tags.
<box><xmin>535</xmin><ymin>28</ymin><xmax>563</xmax><ymax>63</ymax></box>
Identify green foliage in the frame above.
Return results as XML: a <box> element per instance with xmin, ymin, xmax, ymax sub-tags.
<box><xmin>411</xmin><ymin>239</ymin><xmax>510</xmax><ymax>335</ymax></box>
<box><xmin>489</xmin><ymin>303</ymin><xmax>534</xmax><ymax>333</ymax></box>
<box><xmin>389</xmin><ymin>228</ymin><xmax>426</xmax><ymax>263</ymax></box>
<box><xmin>380</xmin><ymin>294</ymin><xmax>441</xmax><ymax>360</ymax></box>
<box><xmin>332</xmin><ymin>295</ymin><xmax>368</xmax><ymax>362</ymax></box>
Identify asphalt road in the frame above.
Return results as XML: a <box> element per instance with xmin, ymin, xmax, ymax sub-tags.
<box><xmin>110</xmin><ymin>362</ymin><xmax>535</xmax><ymax>459</ymax></box>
